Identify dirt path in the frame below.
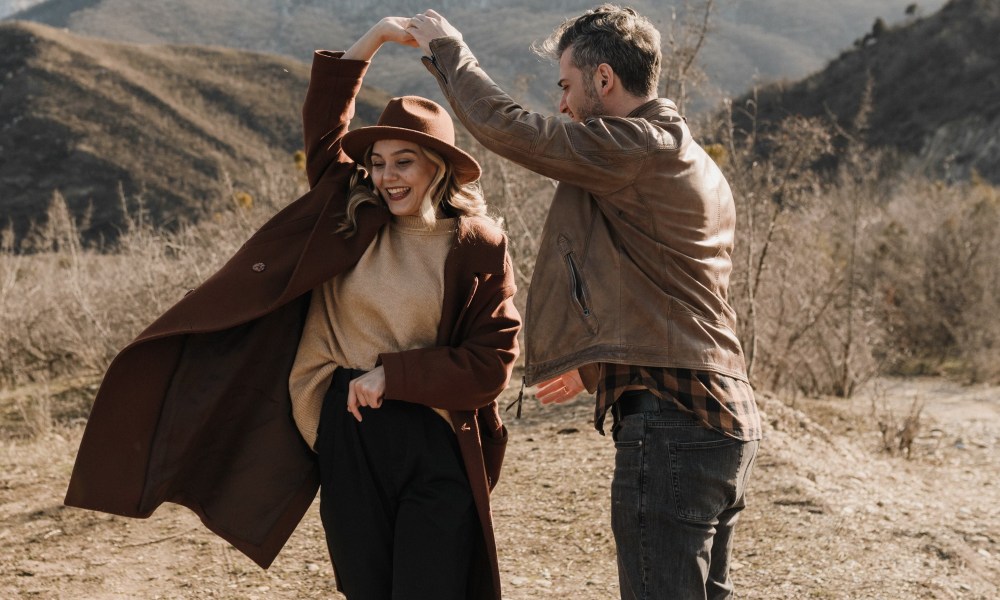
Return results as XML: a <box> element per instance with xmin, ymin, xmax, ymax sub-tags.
<box><xmin>2</xmin><ymin>377</ymin><xmax>998</xmax><ymax>599</ymax></box>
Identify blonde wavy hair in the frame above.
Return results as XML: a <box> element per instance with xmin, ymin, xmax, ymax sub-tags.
<box><xmin>337</xmin><ymin>144</ymin><xmax>493</xmax><ymax>236</ymax></box>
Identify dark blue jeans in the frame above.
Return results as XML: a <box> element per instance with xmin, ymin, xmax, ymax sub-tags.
<box><xmin>610</xmin><ymin>390</ymin><xmax>759</xmax><ymax>600</ymax></box>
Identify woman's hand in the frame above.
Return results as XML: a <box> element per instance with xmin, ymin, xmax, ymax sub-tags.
<box><xmin>376</xmin><ymin>16</ymin><xmax>420</xmax><ymax>48</ymax></box>
<box><xmin>343</xmin><ymin>17</ymin><xmax>418</xmax><ymax>61</ymax></box>
<box><xmin>347</xmin><ymin>366</ymin><xmax>387</xmax><ymax>422</ymax></box>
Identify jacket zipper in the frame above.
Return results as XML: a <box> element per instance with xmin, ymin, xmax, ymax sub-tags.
<box><xmin>557</xmin><ymin>235</ymin><xmax>598</xmax><ymax>334</ymax></box>
<box><xmin>565</xmin><ymin>252</ymin><xmax>592</xmax><ymax>317</ymax></box>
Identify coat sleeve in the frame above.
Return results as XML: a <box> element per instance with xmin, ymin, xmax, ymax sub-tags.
<box><xmin>379</xmin><ymin>255</ymin><xmax>521</xmax><ymax>412</ymax></box>
<box><xmin>302</xmin><ymin>51</ymin><xmax>370</xmax><ymax>188</ymax></box>
<box><xmin>422</xmin><ymin>37</ymin><xmax>684</xmax><ymax>198</ymax></box>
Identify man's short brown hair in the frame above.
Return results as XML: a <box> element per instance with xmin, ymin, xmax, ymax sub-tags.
<box><xmin>535</xmin><ymin>4</ymin><xmax>661</xmax><ymax>98</ymax></box>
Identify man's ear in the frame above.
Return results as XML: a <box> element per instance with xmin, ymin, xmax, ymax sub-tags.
<box><xmin>595</xmin><ymin>63</ymin><xmax>615</xmax><ymax>96</ymax></box>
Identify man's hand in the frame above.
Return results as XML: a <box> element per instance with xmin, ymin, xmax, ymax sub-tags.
<box><xmin>536</xmin><ymin>369</ymin><xmax>585</xmax><ymax>405</ymax></box>
<box><xmin>347</xmin><ymin>366</ymin><xmax>386</xmax><ymax>422</ymax></box>
<box><xmin>406</xmin><ymin>10</ymin><xmax>463</xmax><ymax>55</ymax></box>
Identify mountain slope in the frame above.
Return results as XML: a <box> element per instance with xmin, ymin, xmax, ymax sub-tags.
<box><xmin>6</xmin><ymin>0</ymin><xmax>948</xmax><ymax>113</ymax></box>
<box><xmin>0</xmin><ymin>21</ymin><xmax>388</xmax><ymax>243</ymax></box>
<box><xmin>735</xmin><ymin>0</ymin><xmax>1000</xmax><ymax>183</ymax></box>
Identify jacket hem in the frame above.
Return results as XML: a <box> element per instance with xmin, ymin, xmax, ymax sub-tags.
<box><xmin>524</xmin><ymin>345</ymin><xmax>749</xmax><ymax>387</ymax></box>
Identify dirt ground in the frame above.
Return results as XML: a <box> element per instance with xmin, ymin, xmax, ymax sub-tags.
<box><xmin>2</xmin><ymin>375</ymin><xmax>999</xmax><ymax>599</ymax></box>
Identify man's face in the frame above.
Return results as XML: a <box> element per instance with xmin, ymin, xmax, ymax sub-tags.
<box><xmin>557</xmin><ymin>46</ymin><xmax>606</xmax><ymax>122</ymax></box>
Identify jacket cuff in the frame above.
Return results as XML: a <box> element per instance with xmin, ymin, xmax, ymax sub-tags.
<box><xmin>311</xmin><ymin>50</ymin><xmax>370</xmax><ymax>80</ymax></box>
<box><xmin>378</xmin><ymin>351</ymin><xmax>407</xmax><ymax>400</ymax></box>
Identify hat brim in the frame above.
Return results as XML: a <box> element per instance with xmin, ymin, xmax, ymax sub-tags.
<box><xmin>342</xmin><ymin>126</ymin><xmax>482</xmax><ymax>185</ymax></box>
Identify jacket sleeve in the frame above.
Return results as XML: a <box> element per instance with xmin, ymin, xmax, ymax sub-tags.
<box><xmin>379</xmin><ymin>255</ymin><xmax>521</xmax><ymax>412</ymax></box>
<box><xmin>422</xmin><ymin>37</ymin><xmax>683</xmax><ymax>197</ymax></box>
<box><xmin>302</xmin><ymin>51</ymin><xmax>370</xmax><ymax>188</ymax></box>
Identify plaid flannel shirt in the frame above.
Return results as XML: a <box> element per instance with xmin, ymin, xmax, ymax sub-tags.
<box><xmin>595</xmin><ymin>363</ymin><xmax>762</xmax><ymax>441</ymax></box>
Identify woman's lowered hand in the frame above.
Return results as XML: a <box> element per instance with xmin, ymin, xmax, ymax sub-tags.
<box><xmin>347</xmin><ymin>366</ymin><xmax>387</xmax><ymax>422</ymax></box>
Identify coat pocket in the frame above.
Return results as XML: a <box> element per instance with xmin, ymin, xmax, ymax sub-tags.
<box><xmin>477</xmin><ymin>402</ymin><xmax>508</xmax><ymax>491</ymax></box>
<box><xmin>557</xmin><ymin>235</ymin><xmax>599</xmax><ymax>335</ymax></box>
<box><xmin>480</xmin><ymin>423</ymin><xmax>509</xmax><ymax>492</ymax></box>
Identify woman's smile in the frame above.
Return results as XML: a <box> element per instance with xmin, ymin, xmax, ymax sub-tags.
<box><xmin>384</xmin><ymin>186</ymin><xmax>412</xmax><ymax>201</ymax></box>
<box><xmin>371</xmin><ymin>139</ymin><xmax>439</xmax><ymax>219</ymax></box>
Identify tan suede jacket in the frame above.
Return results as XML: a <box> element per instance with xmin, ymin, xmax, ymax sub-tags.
<box><xmin>423</xmin><ymin>37</ymin><xmax>748</xmax><ymax>387</ymax></box>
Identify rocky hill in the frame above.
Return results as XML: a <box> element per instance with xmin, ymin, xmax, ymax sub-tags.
<box><xmin>735</xmin><ymin>0</ymin><xmax>1000</xmax><ymax>183</ymax></box>
<box><xmin>0</xmin><ymin>21</ymin><xmax>388</xmax><ymax>243</ymax></box>
<box><xmin>5</xmin><ymin>0</ymin><xmax>948</xmax><ymax>113</ymax></box>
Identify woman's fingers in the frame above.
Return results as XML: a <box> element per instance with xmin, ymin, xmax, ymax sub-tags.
<box><xmin>346</xmin><ymin>368</ymin><xmax>387</xmax><ymax>420</ymax></box>
<box><xmin>346</xmin><ymin>383</ymin><xmax>363</xmax><ymax>422</ymax></box>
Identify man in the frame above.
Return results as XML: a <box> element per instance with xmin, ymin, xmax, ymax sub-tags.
<box><xmin>407</xmin><ymin>5</ymin><xmax>761</xmax><ymax>599</ymax></box>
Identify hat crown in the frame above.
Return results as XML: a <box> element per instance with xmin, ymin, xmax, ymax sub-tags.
<box><xmin>340</xmin><ymin>95</ymin><xmax>481</xmax><ymax>184</ymax></box>
<box><xmin>376</xmin><ymin>96</ymin><xmax>455</xmax><ymax>146</ymax></box>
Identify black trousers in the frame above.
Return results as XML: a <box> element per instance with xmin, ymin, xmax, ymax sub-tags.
<box><xmin>316</xmin><ymin>368</ymin><xmax>477</xmax><ymax>600</ymax></box>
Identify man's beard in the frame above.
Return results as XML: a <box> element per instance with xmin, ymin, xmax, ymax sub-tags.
<box><xmin>577</xmin><ymin>80</ymin><xmax>607</xmax><ymax>121</ymax></box>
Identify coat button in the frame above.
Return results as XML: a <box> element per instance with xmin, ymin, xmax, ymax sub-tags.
<box><xmin>252</xmin><ymin>262</ymin><xmax>266</xmax><ymax>272</ymax></box>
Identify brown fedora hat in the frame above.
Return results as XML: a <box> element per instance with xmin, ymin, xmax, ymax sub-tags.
<box><xmin>342</xmin><ymin>96</ymin><xmax>482</xmax><ymax>185</ymax></box>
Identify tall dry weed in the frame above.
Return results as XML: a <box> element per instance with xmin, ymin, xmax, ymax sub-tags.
<box><xmin>0</xmin><ymin>166</ymin><xmax>306</xmax><ymax>395</ymax></box>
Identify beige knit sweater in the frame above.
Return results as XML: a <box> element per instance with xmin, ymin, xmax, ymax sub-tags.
<box><xmin>288</xmin><ymin>215</ymin><xmax>457</xmax><ymax>450</ymax></box>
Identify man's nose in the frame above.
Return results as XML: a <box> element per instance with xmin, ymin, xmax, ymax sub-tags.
<box><xmin>558</xmin><ymin>93</ymin><xmax>569</xmax><ymax>115</ymax></box>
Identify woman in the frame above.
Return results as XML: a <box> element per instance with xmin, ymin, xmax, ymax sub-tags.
<box><xmin>64</xmin><ymin>18</ymin><xmax>519</xmax><ymax>600</ymax></box>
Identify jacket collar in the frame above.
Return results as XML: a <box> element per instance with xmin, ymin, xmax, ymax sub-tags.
<box><xmin>628</xmin><ymin>98</ymin><xmax>680</xmax><ymax>120</ymax></box>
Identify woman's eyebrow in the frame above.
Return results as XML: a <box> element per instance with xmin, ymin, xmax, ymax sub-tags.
<box><xmin>371</xmin><ymin>148</ymin><xmax>418</xmax><ymax>159</ymax></box>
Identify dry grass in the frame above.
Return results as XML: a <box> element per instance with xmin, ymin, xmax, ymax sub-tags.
<box><xmin>0</xmin><ymin>171</ymin><xmax>306</xmax><ymax>401</ymax></box>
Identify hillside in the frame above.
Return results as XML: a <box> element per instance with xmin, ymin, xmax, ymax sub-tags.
<box><xmin>735</xmin><ymin>0</ymin><xmax>1000</xmax><ymax>183</ymax></box>
<box><xmin>0</xmin><ymin>21</ymin><xmax>389</xmax><ymax>243</ymax></box>
<box><xmin>5</xmin><ymin>0</ymin><xmax>948</xmax><ymax>113</ymax></box>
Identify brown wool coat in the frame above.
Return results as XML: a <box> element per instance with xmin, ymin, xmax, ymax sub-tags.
<box><xmin>64</xmin><ymin>51</ymin><xmax>520</xmax><ymax>600</ymax></box>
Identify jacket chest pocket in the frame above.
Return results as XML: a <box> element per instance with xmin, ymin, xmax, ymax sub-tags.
<box><xmin>557</xmin><ymin>235</ymin><xmax>599</xmax><ymax>335</ymax></box>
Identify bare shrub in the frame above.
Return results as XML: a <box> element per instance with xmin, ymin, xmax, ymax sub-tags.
<box><xmin>0</xmin><ymin>165</ymin><xmax>306</xmax><ymax>393</ymax></box>
<box><xmin>871</xmin><ymin>175</ymin><xmax>1000</xmax><ymax>383</ymax></box>
<box><xmin>870</xmin><ymin>388</ymin><xmax>924</xmax><ymax>459</ymax></box>
<box><xmin>475</xmin><ymin>151</ymin><xmax>553</xmax><ymax>316</ymax></box>
<box><xmin>714</xmin><ymin>80</ymin><xmax>932</xmax><ymax>397</ymax></box>
<box><xmin>660</xmin><ymin>0</ymin><xmax>715</xmax><ymax>114</ymax></box>
<box><xmin>12</xmin><ymin>384</ymin><xmax>53</xmax><ymax>439</ymax></box>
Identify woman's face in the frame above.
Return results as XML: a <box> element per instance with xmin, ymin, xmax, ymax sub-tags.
<box><xmin>369</xmin><ymin>139</ymin><xmax>439</xmax><ymax>218</ymax></box>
